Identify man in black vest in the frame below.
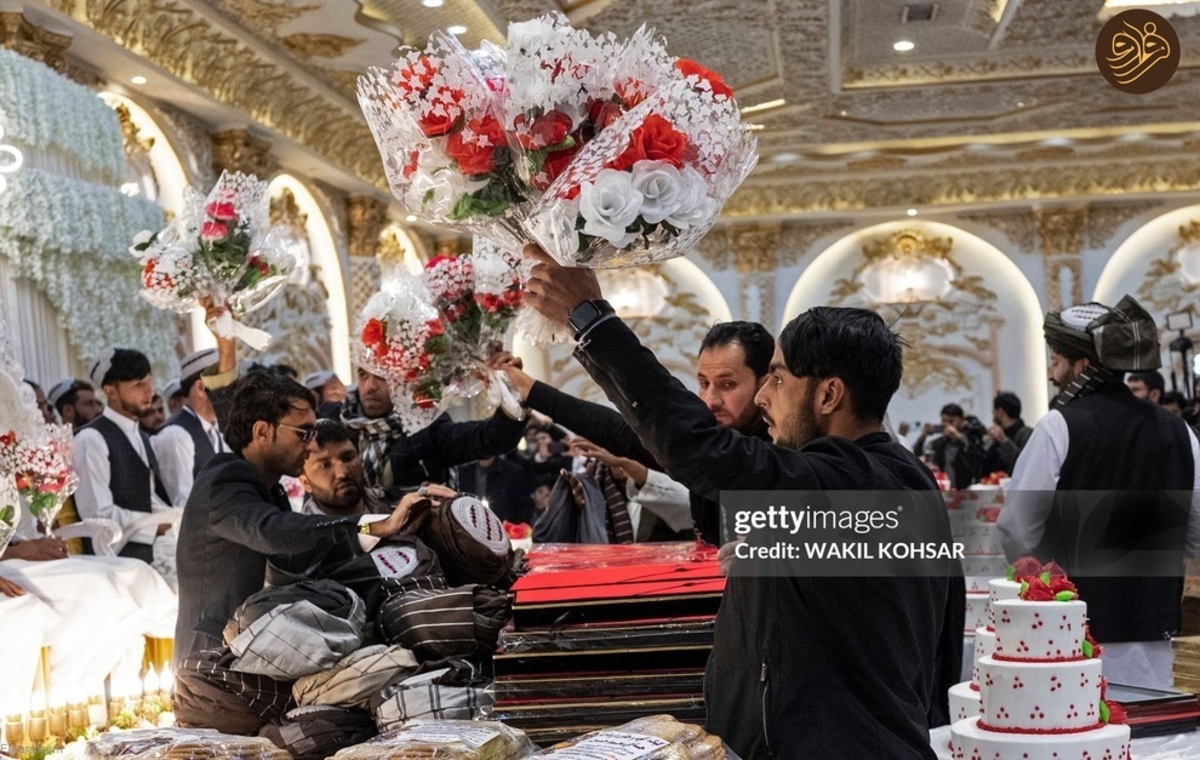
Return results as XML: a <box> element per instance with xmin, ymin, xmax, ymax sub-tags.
<box><xmin>153</xmin><ymin>348</ymin><xmax>229</xmax><ymax>507</ymax></box>
<box><xmin>47</xmin><ymin>378</ymin><xmax>104</xmax><ymax>431</ymax></box>
<box><xmin>74</xmin><ymin>348</ymin><xmax>179</xmax><ymax>563</ymax></box>
<box><xmin>521</xmin><ymin>247</ymin><xmax>959</xmax><ymax>760</ymax></box>
<box><xmin>174</xmin><ymin>371</ymin><xmax>454</xmax><ymax>663</ymax></box>
<box><xmin>999</xmin><ymin>295</ymin><xmax>1200</xmax><ymax>689</ymax></box>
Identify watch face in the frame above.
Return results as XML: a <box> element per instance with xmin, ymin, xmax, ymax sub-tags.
<box><xmin>569</xmin><ymin>301</ymin><xmax>600</xmax><ymax>332</ymax></box>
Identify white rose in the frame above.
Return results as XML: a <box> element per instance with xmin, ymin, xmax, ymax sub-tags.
<box><xmin>578</xmin><ymin>169</ymin><xmax>643</xmax><ymax>248</ymax></box>
<box><xmin>630</xmin><ymin>161</ymin><xmax>685</xmax><ymax>225</ymax></box>
<box><xmin>664</xmin><ymin>166</ymin><xmax>717</xmax><ymax>230</ymax></box>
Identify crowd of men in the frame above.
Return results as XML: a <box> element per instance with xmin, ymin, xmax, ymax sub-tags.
<box><xmin>3</xmin><ymin>250</ymin><xmax>1198</xmax><ymax>760</ymax></box>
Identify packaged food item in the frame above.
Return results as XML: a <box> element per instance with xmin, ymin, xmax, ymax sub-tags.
<box><xmin>536</xmin><ymin>716</ymin><xmax>725</xmax><ymax>760</ymax></box>
<box><xmin>331</xmin><ymin>719</ymin><xmax>534</xmax><ymax>760</ymax></box>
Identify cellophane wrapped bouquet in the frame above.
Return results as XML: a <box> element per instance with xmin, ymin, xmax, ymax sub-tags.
<box><xmin>358</xmin><ymin>33</ymin><xmax>528</xmax><ymax>246</ymax></box>
<box><xmin>356</xmin><ymin>242</ymin><xmax>525</xmax><ymax>432</ymax></box>
<box><xmin>0</xmin><ymin>320</ymin><xmax>77</xmax><ymax>547</ymax></box>
<box><xmin>524</xmin><ymin>60</ymin><xmax>758</xmax><ymax>268</ymax></box>
<box><xmin>130</xmin><ymin>171</ymin><xmax>296</xmax><ymax>349</ymax></box>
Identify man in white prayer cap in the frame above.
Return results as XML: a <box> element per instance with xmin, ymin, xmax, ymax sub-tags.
<box><xmin>74</xmin><ymin>348</ymin><xmax>179</xmax><ymax>563</ymax></box>
<box><xmin>151</xmin><ymin>348</ymin><xmax>229</xmax><ymax>507</ymax></box>
<box><xmin>47</xmin><ymin>378</ymin><xmax>104</xmax><ymax>430</ymax></box>
<box><xmin>164</xmin><ymin>378</ymin><xmax>185</xmax><ymax>416</ymax></box>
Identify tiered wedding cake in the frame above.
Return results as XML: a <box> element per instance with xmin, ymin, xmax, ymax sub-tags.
<box><xmin>949</xmin><ymin>577</ymin><xmax>1021</xmax><ymax>722</ymax></box>
<box><xmin>949</xmin><ymin>568</ymin><xmax>1131</xmax><ymax>760</ymax></box>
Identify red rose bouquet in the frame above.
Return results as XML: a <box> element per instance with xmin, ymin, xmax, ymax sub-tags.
<box><xmin>130</xmin><ymin>171</ymin><xmax>296</xmax><ymax>349</ymax></box>
<box><xmin>524</xmin><ymin>62</ymin><xmax>757</xmax><ymax>268</ymax></box>
<box><xmin>358</xmin><ymin>33</ymin><xmax>527</xmax><ymax>245</ymax></box>
<box><xmin>1</xmin><ymin>423</ymin><xmax>78</xmax><ymax>536</ymax></box>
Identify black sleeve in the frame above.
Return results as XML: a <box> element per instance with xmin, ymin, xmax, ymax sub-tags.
<box><xmin>426</xmin><ymin>407</ymin><xmax>526</xmax><ymax>470</ymax></box>
<box><xmin>206</xmin><ymin>473</ymin><xmax>359</xmax><ymax>555</ymax></box>
<box><xmin>573</xmin><ymin>319</ymin><xmax>834</xmax><ymax>496</ymax></box>
<box><xmin>525</xmin><ymin>381</ymin><xmax>661</xmax><ymax>470</ymax></box>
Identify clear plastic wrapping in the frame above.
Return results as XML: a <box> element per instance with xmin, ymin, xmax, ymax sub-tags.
<box><xmin>531</xmin><ymin>715</ymin><xmax>723</xmax><ymax>759</ymax></box>
<box><xmin>84</xmin><ymin>728</ymin><xmax>291</xmax><ymax>760</ymax></box>
<box><xmin>358</xmin><ymin>33</ymin><xmax>527</xmax><ymax>248</ymax></box>
<box><xmin>330</xmin><ymin>719</ymin><xmax>534</xmax><ymax>760</ymax></box>
<box><xmin>497</xmin><ymin>619</ymin><xmax>715</xmax><ymax>654</ymax></box>
<box><xmin>130</xmin><ymin>171</ymin><xmax>296</xmax><ymax>349</ymax></box>
<box><xmin>523</xmin><ymin>72</ymin><xmax>757</xmax><ymax>269</ymax></box>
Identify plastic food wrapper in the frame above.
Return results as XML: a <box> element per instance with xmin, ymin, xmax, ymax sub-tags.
<box><xmin>130</xmin><ymin>171</ymin><xmax>296</xmax><ymax>350</ymax></box>
<box><xmin>358</xmin><ymin>32</ymin><xmax>527</xmax><ymax>248</ymax></box>
<box><xmin>524</xmin><ymin>70</ymin><xmax>757</xmax><ymax>270</ymax></box>
<box><xmin>84</xmin><ymin>728</ymin><xmax>291</xmax><ymax>760</ymax></box>
<box><xmin>533</xmin><ymin>715</ymin><xmax>725</xmax><ymax>760</ymax></box>
<box><xmin>330</xmin><ymin>719</ymin><xmax>534</xmax><ymax>760</ymax></box>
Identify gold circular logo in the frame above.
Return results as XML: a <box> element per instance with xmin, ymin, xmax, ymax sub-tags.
<box><xmin>1096</xmin><ymin>9</ymin><xmax>1180</xmax><ymax>94</ymax></box>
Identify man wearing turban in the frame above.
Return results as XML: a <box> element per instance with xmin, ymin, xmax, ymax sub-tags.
<box><xmin>999</xmin><ymin>295</ymin><xmax>1200</xmax><ymax>688</ymax></box>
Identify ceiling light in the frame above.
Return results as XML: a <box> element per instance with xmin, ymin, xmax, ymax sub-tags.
<box><xmin>447</xmin><ymin>25</ymin><xmax>467</xmax><ymax>34</ymax></box>
<box><xmin>740</xmin><ymin>98</ymin><xmax>786</xmax><ymax>115</ymax></box>
<box><xmin>893</xmin><ymin>40</ymin><xmax>915</xmax><ymax>52</ymax></box>
<box><xmin>1016</xmin><ymin>101</ymin><xmax>1026</xmax><ymax>108</ymax></box>
<box><xmin>421</xmin><ymin>0</ymin><xmax>443</xmax><ymax>6</ymax></box>
<box><xmin>906</xmin><ymin>208</ymin><xmax>918</xmax><ymax>217</ymax></box>
<box><xmin>770</xmin><ymin>153</ymin><xmax>801</xmax><ymax>164</ymax></box>
<box><xmin>405</xmin><ymin>214</ymin><xmax>418</xmax><ymax>223</ymax></box>
<box><xmin>839</xmin><ymin>110</ymin><xmax>848</xmax><ymax>117</ymax></box>
<box><xmin>130</xmin><ymin>75</ymin><xmax>147</xmax><ymax>85</ymax></box>
<box><xmin>745</xmin><ymin>123</ymin><xmax>765</xmax><ymax>131</ymax></box>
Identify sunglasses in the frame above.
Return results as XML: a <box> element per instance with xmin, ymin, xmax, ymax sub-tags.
<box><xmin>276</xmin><ymin>422</ymin><xmax>318</xmax><ymax>443</ymax></box>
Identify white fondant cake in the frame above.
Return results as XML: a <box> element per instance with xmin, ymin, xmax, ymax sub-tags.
<box><xmin>962</xmin><ymin>555</ymin><xmax>1008</xmax><ymax>577</ymax></box>
<box><xmin>950</xmin><ymin>591</ymin><xmax>1131</xmax><ymax>760</ymax></box>
<box><xmin>988</xmin><ymin>579</ymin><xmax>1021</xmax><ymax>628</ymax></box>
<box><xmin>948</xmin><ymin>509</ymin><xmax>968</xmax><ymax>537</ymax></box>
<box><xmin>971</xmin><ymin>626</ymin><xmax>996</xmax><ymax>686</ymax></box>
<box><xmin>965</xmin><ymin>592</ymin><xmax>989</xmax><ymax>633</ymax></box>
<box><xmin>965</xmin><ymin>576</ymin><xmax>991</xmax><ymax>594</ymax></box>
<box><xmin>949</xmin><ymin>680</ymin><xmax>980</xmax><ymax>723</ymax></box>
<box><xmin>960</xmin><ymin>521</ymin><xmax>1004</xmax><ymax>556</ymax></box>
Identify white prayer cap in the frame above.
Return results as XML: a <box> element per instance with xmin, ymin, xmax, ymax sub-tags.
<box><xmin>46</xmin><ymin>378</ymin><xmax>77</xmax><ymax>410</ymax></box>
<box><xmin>304</xmin><ymin>370</ymin><xmax>337</xmax><ymax>392</ymax></box>
<box><xmin>180</xmin><ymin>348</ymin><xmax>220</xmax><ymax>383</ymax></box>
<box><xmin>163</xmin><ymin>379</ymin><xmax>182</xmax><ymax>399</ymax></box>
<box><xmin>88</xmin><ymin>347</ymin><xmax>118</xmax><ymax>389</ymax></box>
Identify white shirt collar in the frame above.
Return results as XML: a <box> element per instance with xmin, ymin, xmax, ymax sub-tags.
<box><xmin>103</xmin><ymin>404</ymin><xmax>141</xmax><ymax>436</ymax></box>
<box><xmin>183</xmin><ymin>404</ymin><xmax>218</xmax><ymax>434</ymax></box>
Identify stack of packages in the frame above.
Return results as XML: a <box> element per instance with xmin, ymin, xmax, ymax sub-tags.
<box><xmin>485</xmin><ymin>544</ymin><xmax>725</xmax><ymax>745</ymax></box>
<box><xmin>172</xmin><ymin>495</ymin><xmax>519</xmax><ymax>760</ymax></box>
<box><xmin>354</xmin><ymin>12</ymin><xmax>757</xmax><ymax>427</ymax></box>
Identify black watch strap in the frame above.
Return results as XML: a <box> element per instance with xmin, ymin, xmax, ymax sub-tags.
<box><xmin>567</xmin><ymin>299</ymin><xmax>615</xmax><ymax>339</ymax></box>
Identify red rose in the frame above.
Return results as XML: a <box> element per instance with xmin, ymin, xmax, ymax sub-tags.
<box><xmin>425</xmin><ymin>319</ymin><xmax>445</xmax><ymax>338</ymax></box>
<box><xmin>425</xmin><ymin>254</ymin><xmax>455</xmax><ymax>270</ymax></box>
<box><xmin>531</xmin><ymin>144</ymin><xmax>580</xmax><ymax>190</ymax></box>
<box><xmin>395</xmin><ymin>56</ymin><xmax>437</xmax><ymax>97</ymax></box>
<box><xmin>1048</xmin><ymin>575</ymin><xmax>1078</xmax><ymax>598</ymax></box>
<box><xmin>1042</xmin><ymin>560</ymin><xmax>1068</xmax><ymax>579</ymax></box>
<box><xmin>418</xmin><ymin>103</ymin><xmax>460</xmax><ymax>138</ymax></box>
<box><xmin>609</xmin><ymin>114</ymin><xmax>690</xmax><ymax>171</ymax></box>
<box><xmin>1106</xmin><ymin>701</ymin><xmax>1127</xmax><ymax>725</ymax></box>
<box><xmin>588</xmin><ymin>98</ymin><xmax>624</xmax><ymax>131</ymax></box>
<box><xmin>361</xmin><ymin>318</ymin><xmax>386</xmax><ymax>347</ymax></box>
<box><xmin>413</xmin><ymin>391</ymin><xmax>436</xmax><ymax>409</ymax></box>
<box><xmin>675</xmin><ymin>58</ymin><xmax>733</xmax><ymax>99</ymax></box>
<box><xmin>446</xmin><ymin>115</ymin><xmax>506</xmax><ymax>176</ymax></box>
<box><xmin>1009</xmin><ymin>556</ymin><xmax>1043</xmax><ymax>581</ymax></box>
<box><xmin>1084</xmin><ymin>625</ymin><xmax>1104</xmax><ymax>658</ymax></box>
<box><xmin>515</xmin><ymin>109</ymin><xmax>573</xmax><ymax>150</ymax></box>
<box><xmin>1020</xmin><ymin>577</ymin><xmax>1056</xmax><ymax>601</ymax></box>
<box><xmin>15</xmin><ymin>473</ymin><xmax>30</xmax><ymax>491</ymax></box>
<box><xmin>614</xmin><ymin>78</ymin><xmax>648</xmax><ymax>109</ymax></box>
<box><xmin>200</xmin><ymin>220</ymin><xmax>229</xmax><ymax>242</ymax></box>
<box><xmin>206</xmin><ymin>201</ymin><xmax>237</xmax><ymax>221</ymax></box>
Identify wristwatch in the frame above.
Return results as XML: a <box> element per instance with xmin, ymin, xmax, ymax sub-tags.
<box><xmin>567</xmin><ymin>299</ymin><xmax>615</xmax><ymax>339</ymax></box>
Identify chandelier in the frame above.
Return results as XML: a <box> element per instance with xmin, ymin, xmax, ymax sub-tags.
<box><xmin>0</xmin><ymin>126</ymin><xmax>23</xmax><ymax>195</ymax></box>
<box><xmin>597</xmin><ymin>269</ymin><xmax>669</xmax><ymax>319</ymax></box>
<box><xmin>860</xmin><ymin>231</ymin><xmax>955</xmax><ymax>305</ymax></box>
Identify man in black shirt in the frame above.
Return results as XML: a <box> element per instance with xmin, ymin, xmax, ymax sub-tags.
<box><xmin>522</xmin><ymin>246</ymin><xmax>959</xmax><ymax>760</ymax></box>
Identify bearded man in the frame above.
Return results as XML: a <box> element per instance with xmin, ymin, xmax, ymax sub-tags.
<box><xmin>998</xmin><ymin>295</ymin><xmax>1200</xmax><ymax>689</ymax></box>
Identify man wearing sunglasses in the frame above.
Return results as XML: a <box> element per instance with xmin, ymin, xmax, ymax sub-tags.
<box><xmin>174</xmin><ymin>370</ymin><xmax>456</xmax><ymax>663</ymax></box>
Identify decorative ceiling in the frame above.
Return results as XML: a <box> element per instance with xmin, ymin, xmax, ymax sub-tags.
<box><xmin>16</xmin><ymin>0</ymin><xmax>1200</xmax><ymax>220</ymax></box>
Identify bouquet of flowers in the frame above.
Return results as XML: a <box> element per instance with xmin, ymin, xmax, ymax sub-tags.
<box><xmin>130</xmin><ymin>171</ymin><xmax>296</xmax><ymax>350</ymax></box>
<box><xmin>0</xmin><ymin>424</ymin><xmax>78</xmax><ymax>536</ymax></box>
<box><xmin>525</xmin><ymin>63</ymin><xmax>757</xmax><ymax>268</ymax></box>
<box><xmin>358</xmin><ymin>33</ymin><xmax>527</xmax><ymax>246</ymax></box>
<box><xmin>358</xmin><ymin>278</ymin><xmax>450</xmax><ymax>432</ymax></box>
<box><xmin>357</xmin><ymin>245</ymin><xmax>525</xmax><ymax>432</ymax></box>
